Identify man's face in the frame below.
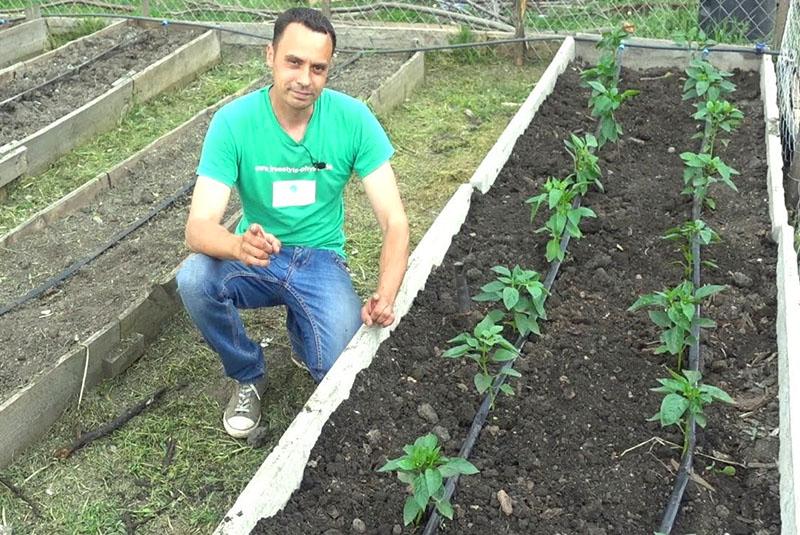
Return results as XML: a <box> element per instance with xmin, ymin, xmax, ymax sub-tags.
<box><xmin>267</xmin><ymin>23</ymin><xmax>333</xmax><ymax>112</ymax></box>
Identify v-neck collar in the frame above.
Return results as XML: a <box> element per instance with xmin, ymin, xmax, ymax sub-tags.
<box><xmin>264</xmin><ymin>84</ymin><xmax>320</xmax><ymax>146</ymax></box>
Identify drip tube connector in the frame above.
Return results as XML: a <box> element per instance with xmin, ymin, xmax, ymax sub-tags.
<box><xmin>702</xmin><ymin>47</ymin><xmax>710</xmax><ymax>58</ymax></box>
<box><xmin>618</xmin><ymin>43</ymin><xmax>626</xmax><ymax>51</ymax></box>
<box><xmin>755</xmin><ymin>42</ymin><xmax>767</xmax><ymax>55</ymax></box>
<box><xmin>161</xmin><ymin>19</ymin><xmax>169</xmax><ymax>26</ymax></box>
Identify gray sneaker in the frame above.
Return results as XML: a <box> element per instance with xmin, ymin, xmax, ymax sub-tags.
<box><xmin>223</xmin><ymin>377</ymin><xmax>267</xmax><ymax>438</ymax></box>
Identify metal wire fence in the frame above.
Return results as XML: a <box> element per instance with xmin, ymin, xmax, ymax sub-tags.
<box><xmin>776</xmin><ymin>0</ymin><xmax>800</xmax><ymax>218</ymax></box>
<box><xmin>0</xmin><ymin>0</ymin><xmax>780</xmax><ymax>44</ymax></box>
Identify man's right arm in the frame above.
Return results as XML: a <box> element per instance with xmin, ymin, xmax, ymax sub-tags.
<box><xmin>185</xmin><ymin>176</ymin><xmax>280</xmax><ymax>267</ymax></box>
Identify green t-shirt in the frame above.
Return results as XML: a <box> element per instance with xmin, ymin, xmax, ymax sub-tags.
<box><xmin>197</xmin><ymin>86</ymin><xmax>394</xmax><ymax>257</ymax></box>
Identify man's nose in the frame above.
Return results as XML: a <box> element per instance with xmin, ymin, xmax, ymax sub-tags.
<box><xmin>297</xmin><ymin>66</ymin><xmax>311</xmax><ymax>86</ymax></box>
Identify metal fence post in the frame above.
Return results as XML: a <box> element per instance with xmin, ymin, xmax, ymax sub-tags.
<box><xmin>321</xmin><ymin>0</ymin><xmax>331</xmax><ymax>20</ymax></box>
<box><xmin>141</xmin><ymin>0</ymin><xmax>150</xmax><ymax>17</ymax></box>
<box><xmin>24</xmin><ymin>0</ymin><xmax>41</xmax><ymax>19</ymax></box>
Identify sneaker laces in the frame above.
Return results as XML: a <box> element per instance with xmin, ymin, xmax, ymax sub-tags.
<box><xmin>235</xmin><ymin>384</ymin><xmax>260</xmax><ymax>414</ymax></box>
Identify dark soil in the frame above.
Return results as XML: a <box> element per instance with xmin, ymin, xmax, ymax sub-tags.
<box><xmin>0</xmin><ymin>52</ymin><xmax>406</xmax><ymax>401</ymax></box>
<box><xmin>0</xmin><ymin>24</ymin><xmax>200</xmax><ymax>145</ymax></box>
<box><xmin>254</xmin><ymin>65</ymin><xmax>779</xmax><ymax>535</ymax></box>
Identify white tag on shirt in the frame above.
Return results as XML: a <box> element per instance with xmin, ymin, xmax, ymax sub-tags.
<box><xmin>272</xmin><ymin>180</ymin><xmax>316</xmax><ymax>208</ymax></box>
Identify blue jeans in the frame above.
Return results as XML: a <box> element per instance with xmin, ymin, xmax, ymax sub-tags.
<box><xmin>176</xmin><ymin>247</ymin><xmax>363</xmax><ymax>383</ymax></box>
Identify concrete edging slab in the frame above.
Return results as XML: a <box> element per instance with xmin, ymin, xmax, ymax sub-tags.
<box><xmin>0</xmin><ymin>18</ymin><xmax>48</xmax><ymax>69</ymax></box>
<box><xmin>776</xmin><ymin>223</ymin><xmax>800</xmax><ymax>535</ymax></box>
<box><xmin>0</xmin><ymin>28</ymin><xmax>221</xmax><ymax>193</ymax></box>
<box><xmin>762</xmin><ymin>55</ymin><xmax>789</xmax><ymax>236</ymax></box>
<box><xmin>213</xmin><ymin>38</ymin><xmax>575</xmax><ymax>535</ymax></box>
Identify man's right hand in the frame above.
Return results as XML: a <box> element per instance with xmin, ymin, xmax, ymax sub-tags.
<box><xmin>237</xmin><ymin>223</ymin><xmax>281</xmax><ymax>267</ymax></box>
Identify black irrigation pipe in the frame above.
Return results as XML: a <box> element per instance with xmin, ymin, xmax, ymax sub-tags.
<box><xmin>0</xmin><ymin>30</ymin><xmax>151</xmax><ymax>109</ymax></box>
<box><xmin>423</xmin><ymin>42</ymin><xmax>628</xmax><ymax>535</ymax></box>
<box><xmin>657</xmin><ymin>147</ymin><xmax>707</xmax><ymax>532</ymax></box>
<box><xmin>26</xmin><ymin>13</ymin><xmax>783</xmax><ymax>58</ymax></box>
<box><xmin>0</xmin><ymin>179</ymin><xmax>195</xmax><ymax>318</ymax></box>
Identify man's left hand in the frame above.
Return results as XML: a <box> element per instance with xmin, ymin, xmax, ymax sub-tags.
<box><xmin>361</xmin><ymin>292</ymin><xmax>395</xmax><ymax>327</ymax></box>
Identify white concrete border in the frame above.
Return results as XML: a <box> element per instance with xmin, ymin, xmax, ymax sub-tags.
<box><xmin>776</xmin><ymin>223</ymin><xmax>800</xmax><ymax>535</ymax></box>
<box><xmin>470</xmin><ymin>37</ymin><xmax>575</xmax><ymax>193</ymax></box>
<box><xmin>214</xmin><ymin>36</ymin><xmax>576</xmax><ymax>535</ymax></box>
<box><xmin>762</xmin><ymin>55</ymin><xmax>789</xmax><ymax>237</ymax></box>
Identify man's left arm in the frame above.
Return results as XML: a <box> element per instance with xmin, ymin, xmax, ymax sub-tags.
<box><xmin>361</xmin><ymin>161</ymin><xmax>409</xmax><ymax>327</ymax></box>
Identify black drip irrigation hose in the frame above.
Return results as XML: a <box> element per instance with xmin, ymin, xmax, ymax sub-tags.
<box><xmin>0</xmin><ymin>30</ymin><xmax>152</xmax><ymax>109</ymax></box>
<box><xmin>657</xmin><ymin>190</ymin><xmax>705</xmax><ymax>533</ymax></box>
<box><xmin>0</xmin><ymin>179</ymin><xmax>195</xmax><ymax>318</ymax></box>
<box><xmin>26</xmin><ymin>13</ymin><xmax>782</xmax><ymax>58</ymax></box>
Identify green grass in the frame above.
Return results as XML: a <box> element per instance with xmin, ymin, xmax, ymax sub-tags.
<box><xmin>0</xmin><ymin>56</ymin><xmax>266</xmax><ymax>235</ymax></box>
<box><xmin>0</xmin><ymin>52</ymin><xmax>548</xmax><ymax>534</ymax></box>
<box><xmin>47</xmin><ymin>17</ymin><xmax>107</xmax><ymax>49</ymax></box>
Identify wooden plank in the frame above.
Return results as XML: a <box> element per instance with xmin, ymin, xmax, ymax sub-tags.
<box><xmin>0</xmin><ymin>145</ymin><xmax>27</xmax><ymax>190</ymax></box>
<box><xmin>22</xmin><ymin>79</ymin><xmax>134</xmax><ymax>178</ymax></box>
<box><xmin>0</xmin><ymin>19</ymin><xmax>127</xmax><ymax>86</ymax></box>
<box><xmin>132</xmin><ymin>29</ymin><xmax>221</xmax><ymax>103</ymax></box>
<box><xmin>0</xmin><ymin>19</ymin><xmax>47</xmax><ymax>69</ymax></box>
<box><xmin>366</xmin><ymin>51</ymin><xmax>424</xmax><ymax>116</ymax></box>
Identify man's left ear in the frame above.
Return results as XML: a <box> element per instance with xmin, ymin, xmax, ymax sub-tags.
<box><xmin>265</xmin><ymin>44</ymin><xmax>274</xmax><ymax>67</ymax></box>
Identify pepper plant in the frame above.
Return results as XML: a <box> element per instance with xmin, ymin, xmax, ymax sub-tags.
<box><xmin>663</xmin><ymin>219</ymin><xmax>720</xmax><ymax>278</ymax></box>
<box><xmin>692</xmin><ymin>99</ymin><xmax>743</xmax><ymax>150</ymax></box>
<box><xmin>565</xmin><ymin>133</ymin><xmax>603</xmax><ymax>195</ymax></box>
<box><xmin>378</xmin><ymin>433</ymin><xmax>479</xmax><ymax>525</ymax></box>
<box><xmin>628</xmin><ymin>281</ymin><xmax>725</xmax><ymax>370</ymax></box>
<box><xmin>587</xmin><ymin>80</ymin><xmax>640</xmax><ymax>148</ymax></box>
<box><xmin>527</xmin><ymin>176</ymin><xmax>596</xmax><ymax>262</ymax></box>
<box><xmin>473</xmin><ymin>265</ymin><xmax>547</xmax><ymax>337</ymax></box>
<box><xmin>443</xmin><ymin>314</ymin><xmax>520</xmax><ymax>400</ymax></box>
<box><xmin>581</xmin><ymin>27</ymin><xmax>630</xmax><ymax>89</ymax></box>
<box><xmin>680</xmin><ymin>151</ymin><xmax>739</xmax><ymax>209</ymax></box>
<box><xmin>682</xmin><ymin>58</ymin><xmax>735</xmax><ymax>103</ymax></box>
<box><xmin>649</xmin><ymin>369</ymin><xmax>734</xmax><ymax>454</ymax></box>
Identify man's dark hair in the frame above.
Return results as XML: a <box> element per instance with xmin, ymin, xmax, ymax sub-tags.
<box><xmin>273</xmin><ymin>7</ymin><xmax>336</xmax><ymax>52</ymax></box>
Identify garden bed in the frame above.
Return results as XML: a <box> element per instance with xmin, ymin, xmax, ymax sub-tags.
<box><xmin>0</xmin><ymin>22</ymin><xmax>200</xmax><ymax>146</ymax></box>
<box><xmin>251</xmin><ymin>53</ymin><xmax>780</xmax><ymax>534</ymax></box>
<box><xmin>0</xmin><ymin>51</ymin><xmax>415</xmax><ymax>469</ymax></box>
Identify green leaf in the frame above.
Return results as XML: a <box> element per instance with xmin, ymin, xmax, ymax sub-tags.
<box><xmin>474</xmin><ymin>373</ymin><xmax>493</xmax><ymax>394</ymax></box>
<box><xmin>503</xmin><ymin>287</ymin><xmax>520</xmax><ymax>310</ymax></box>
<box><xmin>378</xmin><ymin>458</ymin><xmax>403</xmax><ymax>472</ymax></box>
<box><xmin>417</xmin><ymin>434</ymin><xmax>438</xmax><ymax>451</ymax></box>
<box><xmin>439</xmin><ymin>458</ymin><xmax>479</xmax><ymax>477</ymax></box>
<box><xmin>499</xmin><ymin>383</ymin><xmax>515</xmax><ymax>396</ymax></box>
<box><xmin>480</xmin><ymin>280</ymin><xmax>506</xmax><ymax>293</ymax></box>
<box><xmin>425</xmin><ymin>468</ymin><xmax>443</xmax><ymax>497</ymax></box>
<box><xmin>436</xmin><ymin>498</ymin><xmax>454</xmax><ymax>519</ymax></box>
<box><xmin>660</xmin><ymin>393</ymin><xmax>690</xmax><ymax>426</ymax></box>
<box><xmin>700</xmin><ymin>384</ymin><xmax>734</xmax><ymax>403</ymax></box>
<box><xmin>413</xmin><ymin>474</ymin><xmax>430</xmax><ymax>509</ymax></box>
<box><xmin>695</xmin><ymin>284</ymin><xmax>725</xmax><ymax>299</ymax></box>
<box><xmin>398</xmin><ymin>471</ymin><xmax>415</xmax><ymax>485</ymax></box>
<box><xmin>443</xmin><ymin>344</ymin><xmax>470</xmax><ymax>358</ymax></box>
<box><xmin>403</xmin><ymin>496</ymin><xmax>422</xmax><ymax>526</ymax></box>
<box><xmin>546</xmin><ymin>239</ymin><xmax>563</xmax><ymax>262</ymax></box>
<box><xmin>492</xmin><ymin>348</ymin><xmax>517</xmax><ymax>362</ymax></box>
<box><xmin>500</xmin><ymin>367</ymin><xmax>522</xmax><ymax>378</ymax></box>
<box><xmin>648</xmin><ymin>310</ymin><xmax>672</xmax><ymax>328</ymax></box>
<box><xmin>491</xmin><ymin>265</ymin><xmax>511</xmax><ymax>276</ymax></box>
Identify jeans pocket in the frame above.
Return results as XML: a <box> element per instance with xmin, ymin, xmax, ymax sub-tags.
<box><xmin>327</xmin><ymin>250</ymin><xmax>350</xmax><ymax>273</ymax></box>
